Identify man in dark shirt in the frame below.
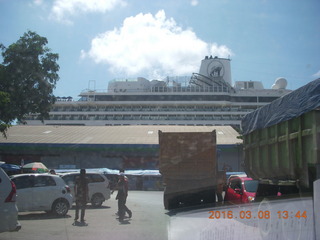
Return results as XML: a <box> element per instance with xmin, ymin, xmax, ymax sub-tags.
<box><xmin>74</xmin><ymin>169</ymin><xmax>89</xmax><ymax>223</ymax></box>
<box><xmin>116</xmin><ymin>172</ymin><xmax>132</xmax><ymax>222</ymax></box>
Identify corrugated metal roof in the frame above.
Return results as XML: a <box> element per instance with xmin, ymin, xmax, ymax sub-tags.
<box><xmin>0</xmin><ymin>125</ymin><xmax>242</xmax><ymax>145</ymax></box>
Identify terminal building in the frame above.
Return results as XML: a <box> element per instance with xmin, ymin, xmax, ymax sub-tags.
<box><xmin>0</xmin><ymin>125</ymin><xmax>242</xmax><ymax>172</ymax></box>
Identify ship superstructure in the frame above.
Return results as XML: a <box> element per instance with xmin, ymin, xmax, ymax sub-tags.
<box><xmin>25</xmin><ymin>56</ymin><xmax>291</xmax><ymax>127</ymax></box>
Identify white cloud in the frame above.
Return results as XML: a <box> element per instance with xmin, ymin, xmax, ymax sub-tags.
<box><xmin>210</xmin><ymin>43</ymin><xmax>232</xmax><ymax>58</ymax></box>
<box><xmin>33</xmin><ymin>0</ymin><xmax>43</xmax><ymax>5</ymax></box>
<box><xmin>50</xmin><ymin>0</ymin><xmax>127</xmax><ymax>24</ymax></box>
<box><xmin>82</xmin><ymin>10</ymin><xmax>233</xmax><ymax>79</ymax></box>
<box><xmin>191</xmin><ymin>0</ymin><xmax>199</xmax><ymax>6</ymax></box>
<box><xmin>312</xmin><ymin>70</ymin><xmax>320</xmax><ymax>78</ymax></box>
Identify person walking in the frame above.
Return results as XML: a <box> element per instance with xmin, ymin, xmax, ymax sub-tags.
<box><xmin>74</xmin><ymin>169</ymin><xmax>89</xmax><ymax>224</ymax></box>
<box><xmin>116</xmin><ymin>172</ymin><xmax>132</xmax><ymax>222</ymax></box>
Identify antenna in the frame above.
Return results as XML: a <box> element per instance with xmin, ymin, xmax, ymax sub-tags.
<box><xmin>88</xmin><ymin>80</ymin><xmax>96</xmax><ymax>91</ymax></box>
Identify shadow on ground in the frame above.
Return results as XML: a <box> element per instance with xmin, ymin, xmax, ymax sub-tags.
<box><xmin>18</xmin><ymin>205</ymin><xmax>111</xmax><ymax>220</ymax></box>
<box><xmin>18</xmin><ymin>213</ymin><xmax>72</xmax><ymax>220</ymax></box>
<box><xmin>72</xmin><ymin>221</ymin><xmax>88</xmax><ymax>227</ymax></box>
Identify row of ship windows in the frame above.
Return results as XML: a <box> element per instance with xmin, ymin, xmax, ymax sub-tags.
<box><xmin>27</xmin><ymin>114</ymin><xmax>245</xmax><ymax>121</ymax></box>
<box><xmin>97</xmin><ymin>86</ymin><xmax>231</xmax><ymax>94</ymax></box>
<box><xmin>150</xmin><ymin>86</ymin><xmax>231</xmax><ymax>93</ymax></box>
<box><xmin>108</xmin><ymin>87</ymin><xmax>231</xmax><ymax>93</ymax></box>
<box><xmin>51</xmin><ymin>106</ymin><xmax>255</xmax><ymax>112</ymax></box>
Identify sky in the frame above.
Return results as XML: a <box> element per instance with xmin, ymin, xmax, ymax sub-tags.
<box><xmin>1</xmin><ymin>0</ymin><xmax>319</xmax><ymax>99</ymax></box>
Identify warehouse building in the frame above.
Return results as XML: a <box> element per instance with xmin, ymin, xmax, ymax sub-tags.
<box><xmin>0</xmin><ymin>125</ymin><xmax>243</xmax><ymax>171</ymax></box>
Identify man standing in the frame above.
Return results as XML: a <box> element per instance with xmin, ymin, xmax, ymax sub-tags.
<box><xmin>74</xmin><ymin>169</ymin><xmax>89</xmax><ymax>223</ymax></box>
<box><xmin>116</xmin><ymin>172</ymin><xmax>132</xmax><ymax>222</ymax></box>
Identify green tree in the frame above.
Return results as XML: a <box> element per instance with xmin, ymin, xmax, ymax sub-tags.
<box><xmin>0</xmin><ymin>31</ymin><xmax>59</xmax><ymax>137</ymax></box>
<box><xmin>0</xmin><ymin>91</ymin><xmax>11</xmax><ymax>137</ymax></box>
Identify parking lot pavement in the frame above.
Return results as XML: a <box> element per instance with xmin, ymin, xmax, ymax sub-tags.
<box><xmin>0</xmin><ymin>191</ymin><xmax>169</xmax><ymax>240</ymax></box>
<box><xmin>168</xmin><ymin>196</ymin><xmax>315</xmax><ymax>240</ymax></box>
<box><xmin>3</xmin><ymin>192</ymin><xmax>315</xmax><ymax>240</ymax></box>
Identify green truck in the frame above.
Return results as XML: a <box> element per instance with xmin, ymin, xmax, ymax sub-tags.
<box><xmin>241</xmin><ymin>78</ymin><xmax>320</xmax><ymax>196</ymax></box>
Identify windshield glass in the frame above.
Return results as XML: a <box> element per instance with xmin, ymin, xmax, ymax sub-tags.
<box><xmin>244</xmin><ymin>180</ymin><xmax>259</xmax><ymax>193</ymax></box>
<box><xmin>0</xmin><ymin>1</ymin><xmax>318</xmax><ymax>240</ymax></box>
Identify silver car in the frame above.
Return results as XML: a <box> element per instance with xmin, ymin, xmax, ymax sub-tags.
<box><xmin>0</xmin><ymin>168</ymin><xmax>21</xmax><ymax>233</ymax></box>
<box><xmin>10</xmin><ymin>173</ymin><xmax>73</xmax><ymax>216</ymax></box>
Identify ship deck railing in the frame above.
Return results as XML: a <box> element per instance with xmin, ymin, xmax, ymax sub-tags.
<box><xmin>79</xmin><ymin>85</ymin><xmax>232</xmax><ymax>95</ymax></box>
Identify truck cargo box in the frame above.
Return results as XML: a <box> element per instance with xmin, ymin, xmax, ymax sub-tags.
<box><xmin>159</xmin><ymin>131</ymin><xmax>217</xmax><ymax>180</ymax></box>
<box><xmin>159</xmin><ymin>130</ymin><xmax>224</xmax><ymax>209</ymax></box>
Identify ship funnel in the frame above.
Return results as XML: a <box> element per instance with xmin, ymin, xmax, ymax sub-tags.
<box><xmin>196</xmin><ymin>57</ymin><xmax>232</xmax><ymax>87</ymax></box>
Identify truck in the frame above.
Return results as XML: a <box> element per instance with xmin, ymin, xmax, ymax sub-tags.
<box><xmin>241</xmin><ymin>78</ymin><xmax>320</xmax><ymax>197</ymax></box>
<box><xmin>158</xmin><ymin>130</ymin><xmax>225</xmax><ymax>210</ymax></box>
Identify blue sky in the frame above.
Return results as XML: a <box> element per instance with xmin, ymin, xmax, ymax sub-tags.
<box><xmin>1</xmin><ymin>0</ymin><xmax>319</xmax><ymax>99</ymax></box>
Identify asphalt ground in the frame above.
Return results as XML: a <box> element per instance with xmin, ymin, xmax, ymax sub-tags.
<box><xmin>1</xmin><ymin>191</ymin><xmax>317</xmax><ymax>240</ymax></box>
<box><xmin>1</xmin><ymin>191</ymin><xmax>169</xmax><ymax>240</ymax></box>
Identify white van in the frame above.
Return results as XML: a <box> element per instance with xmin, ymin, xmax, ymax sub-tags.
<box><xmin>61</xmin><ymin>172</ymin><xmax>111</xmax><ymax>207</ymax></box>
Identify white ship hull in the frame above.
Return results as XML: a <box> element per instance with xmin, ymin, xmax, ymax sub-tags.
<box><xmin>25</xmin><ymin>56</ymin><xmax>291</xmax><ymax>127</ymax></box>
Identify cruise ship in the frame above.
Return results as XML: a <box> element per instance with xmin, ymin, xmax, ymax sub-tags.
<box><xmin>25</xmin><ymin>56</ymin><xmax>291</xmax><ymax>127</ymax></box>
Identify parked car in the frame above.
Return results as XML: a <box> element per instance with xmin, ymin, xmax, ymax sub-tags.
<box><xmin>224</xmin><ymin>175</ymin><xmax>259</xmax><ymax>204</ymax></box>
<box><xmin>0</xmin><ymin>162</ymin><xmax>21</xmax><ymax>176</ymax></box>
<box><xmin>61</xmin><ymin>172</ymin><xmax>111</xmax><ymax>207</ymax></box>
<box><xmin>0</xmin><ymin>168</ymin><xmax>21</xmax><ymax>233</ymax></box>
<box><xmin>10</xmin><ymin>173</ymin><xmax>73</xmax><ymax>216</ymax></box>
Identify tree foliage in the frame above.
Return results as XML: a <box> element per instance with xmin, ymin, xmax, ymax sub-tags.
<box><xmin>0</xmin><ymin>31</ymin><xmax>59</xmax><ymax>137</ymax></box>
<box><xmin>0</xmin><ymin>91</ymin><xmax>11</xmax><ymax>137</ymax></box>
